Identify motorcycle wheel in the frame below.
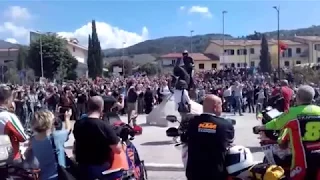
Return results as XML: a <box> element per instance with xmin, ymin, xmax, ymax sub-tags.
<box><xmin>140</xmin><ymin>160</ymin><xmax>148</xmax><ymax>180</ymax></box>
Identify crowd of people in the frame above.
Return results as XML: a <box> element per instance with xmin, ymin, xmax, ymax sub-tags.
<box><xmin>1</xmin><ymin>49</ymin><xmax>320</xmax><ymax>180</ymax></box>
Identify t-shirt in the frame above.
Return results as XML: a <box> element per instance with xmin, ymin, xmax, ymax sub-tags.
<box><xmin>73</xmin><ymin>117</ymin><xmax>120</xmax><ymax>165</ymax></box>
<box><xmin>24</xmin><ymin>130</ymin><xmax>70</xmax><ymax>180</ymax></box>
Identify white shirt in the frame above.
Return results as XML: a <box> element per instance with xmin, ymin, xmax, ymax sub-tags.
<box><xmin>160</xmin><ymin>85</ymin><xmax>171</xmax><ymax>96</ymax></box>
<box><xmin>173</xmin><ymin>89</ymin><xmax>191</xmax><ymax>110</ymax></box>
<box><xmin>223</xmin><ymin>88</ymin><xmax>231</xmax><ymax>97</ymax></box>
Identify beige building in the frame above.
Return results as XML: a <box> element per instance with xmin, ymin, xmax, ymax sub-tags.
<box><xmin>204</xmin><ymin>40</ymin><xmax>278</xmax><ymax>68</ymax></box>
<box><xmin>293</xmin><ymin>36</ymin><xmax>320</xmax><ymax>64</ymax></box>
<box><xmin>270</xmin><ymin>39</ymin><xmax>308</xmax><ymax>68</ymax></box>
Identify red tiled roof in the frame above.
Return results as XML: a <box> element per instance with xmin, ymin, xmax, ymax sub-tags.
<box><xmin>160</xmin><ymin>53</ymin><xmax>218</xmax><ymax>61</ymax></box>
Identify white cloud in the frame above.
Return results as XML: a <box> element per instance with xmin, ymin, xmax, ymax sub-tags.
<box><xmin>188</xmin><ymin>6</ymin><xmax>212</xmax><ymax>18</ymax></box>
<box><xmin>179</xmin><ymin>6</ymin><xmax>185</xmax><ymax>10</ymax></box>
<box><xmin>5</xmin><ymin>38</ymin><xmax>18</xmax><ymax>44</ymax></box>
<box><xmin>4</xmin><ymin>6</ymin><xmax>32</xmax><ymax>21</ymax></box>
<box><xmin>1</xmin><ymin>22</ymin><xmax>29</xmax><ymax>38</ymax></box>
<box><xmin>58</xmin><ymin>21</ymin><xmax>149</xmax><ymax>49</ymax></box>
<box><xmin>187</xmin><ymin>21</ymin><xmax>193</xmax><ymax>26</ymax></box>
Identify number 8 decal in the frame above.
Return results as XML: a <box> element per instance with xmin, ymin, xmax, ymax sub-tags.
<box><xmin>303</xmin><ymin>122</ymin><xmax>320</xmax><ymax>141</ymax></box>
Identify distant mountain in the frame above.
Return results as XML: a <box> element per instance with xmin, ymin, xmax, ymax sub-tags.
<box><xmin>103</xmin><ymin>25</ymin><xmax>320</xmax><ymax>57</ymax></box>
<box><xmin>103</xmin><ymin>33</ymin><xmax>233</xmax><ymax>57</ymax></box>
<box><xmin>250</xmin><ymin>25</ymin><xmax>320</xmax><ymax>39</ymax></box>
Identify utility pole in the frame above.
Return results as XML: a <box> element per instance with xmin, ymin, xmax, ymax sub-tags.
<box><xmin>190</xmin><ymin>30</ymin><xmax>194</xmax><ymax>53</ymax></box>
<box><xmin>39</xmin><ymin>32</ymin><xmax>44</xmax><ymax>78</ymax></box>
<box><xmin>273</xmin><ymin>6</ymin><xmax>280</xmax><ymax>79</ymax></box>
<box><xmin>222</xmin><ymin>10</ymin><xmax>227</xmax><ymax>68</ymax></box>
<box><xmin>122</xmin><ymin>42</ymin><xmax>126</xmax><ymax>76</ymax></box>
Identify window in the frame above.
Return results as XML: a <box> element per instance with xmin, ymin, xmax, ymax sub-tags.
<box><xmin>317</xmin><ymin>57</ymin><xmax>320</xmax><ymax>63</ymax></box>
<box><xmin>250</xmin><ymin>48</ymin><xmax>255</xmax><ymax>54</ymax></box>
<box><xmin>284</xmin><ymin>61</ymin><xmax>290</xmax><ymax>66</ymax></box>
<box><xmin>287</xmin><ymin>48</ymin><xmax>292</xmax><ymax>57</ymax></box>
<box><xmin>250</xmin><ymin>61</ymin><xmax>255</xmax><ymax>67</ymax></box>
<box><xmin>315</xmin><ymin>44</ymin><xmax>320</xmax><ymax>51</ymax></box>
<box><xmin>198</xmin><ymin>63</ymin><xmax>204</xmax><ymax>69</ymax></box>
<box><xmin>73</xmin><ymin>47</ymin><xmax>76</xmax><ymax>52</ymax></box>
<box><xmin>237</xmin><ymin>63</ymin><xmax>241</xmax><ymax>67</ymax></box>
<box><xmin>211</xmin><ymin>63</ymin><xmax>217</xmax><ymax>69</ymax></box>
<box><xmin>296</xmin><ymin>48</ymin><xmax>301</xmax><ymax>54</ymax></box>
<box><xmin>237</xmin><ymin>49</ymin><xmax>247</xmax><ymax>55</ymax></box>
<box><xmin>171</xmin><ymin>60</ymin><xmax>176</xmax><ymax>65</ymax></box>
<box><xmin>231</xmin><ymin>63</ymin><xmax>235</xmax><ymax>67</ymax></box>
<box><xmin>296</xmin><ymin>61</ymin><xmax>301</xmax><ymax>65</ymax></box>
<box><xmin>224</xmin><ymin>49</ymin><xmax>235</xmax><ymax>55</ymax></box>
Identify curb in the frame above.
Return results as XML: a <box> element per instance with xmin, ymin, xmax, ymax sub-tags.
<box><xmin>145</xmin><ymin>163</ymin><xmax>184</xmax><ymax>171</ymax></box>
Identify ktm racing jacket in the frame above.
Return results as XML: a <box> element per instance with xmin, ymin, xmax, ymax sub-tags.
<box><xmin>265</xmin><ymin>104</ymin><xmax>320</xmax><ymax>179</ymax></box>
<box><xmin>0</xmin><ymin>110</ymin><xmax>28</xmax><ymax>160</ymax></box>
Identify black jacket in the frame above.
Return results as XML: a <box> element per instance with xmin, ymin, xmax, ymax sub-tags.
<box><xmin>186</xmin><ymin>113</ymin><xmax>234</xmax><ymax>180</ymax></box>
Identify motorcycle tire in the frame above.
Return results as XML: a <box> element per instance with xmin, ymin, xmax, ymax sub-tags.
<box><xmin>140</xmin><ymin>160</ymin><xmax>148</xmax><ymax>180</ymax></box>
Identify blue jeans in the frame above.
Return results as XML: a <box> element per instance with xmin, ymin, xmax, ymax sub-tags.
<box><xmin>234</xmin><ymin>96</ymin><xmax>243</xmax><ymax>115</ymax></box>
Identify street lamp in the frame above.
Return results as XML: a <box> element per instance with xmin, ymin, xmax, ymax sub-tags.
<box><xmin>273</xmin><ymin>6</ymin><xmax>280</xmax><ymax>79</ymax></box>
<box><xmin>36</xmin><ymin>31</ymin><xmax>44</xmax><ymax>78</ymax></box>
<box><xmin>190</xmin><ymin>30</ymin><xmax>194</xmax><ymax>53</ymax></box>
<box><xmin>222</xmin><ymin>10</ymin><xmax>227</xmax><ymax>68</ymax></box>
<box><xmin>122</xmin><ymin>42</ymin><xmax>126</xmax><ymax>76</ymax></box>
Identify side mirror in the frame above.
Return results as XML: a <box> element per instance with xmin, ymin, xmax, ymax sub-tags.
<box><xmin>166</xmin><ymin>115</ymin><xmax>178</xmax><ymax>123</ymax></box>
<box><xmin>166</xmin><ymin>127</ymin><xmax>179</xmax><ymax>137</ymax></box>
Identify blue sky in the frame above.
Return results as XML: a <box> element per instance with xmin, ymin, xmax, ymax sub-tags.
<box><xmin>0</xmin><ymin>1</ymin><xmax>319</xmax><ymax>49</ymax></box>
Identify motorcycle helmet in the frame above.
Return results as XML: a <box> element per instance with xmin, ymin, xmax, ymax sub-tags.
<box><xmin>225</xmin><ymin>145</ymin><xmax>255</xmax><ymax>178</ymax></box>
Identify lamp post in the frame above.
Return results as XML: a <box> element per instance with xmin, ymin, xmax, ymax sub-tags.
<box><xmin>122</xmin><ymin>42</ymin><xmax>126</xmax><ymax>76</ymax></box>
<box><xmin>244</xmin><ymin>40</ymin><xmax>248</xmax><ymax>77</ymax></box>
<box><xmin>222</xmin><ymin>10</ymin><xmax>227</xmax><ymax>68</ymax></box>
<box><xmin>273</xmin><ymin>6</ymin><xmax>280</xmax><ymax>79</ymax></box>
<box><xmin>190</xmin><ymin>30</ymin><xmax>194</xmax><ymax>53</ymax></box>
<box><xmin>36</xmin><ymin>31</ymin><xmax>44</xmax><ymax>78</ymax></box>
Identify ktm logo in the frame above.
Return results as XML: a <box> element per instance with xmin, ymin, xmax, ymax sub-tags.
<box><xmin>198</xmin><ymin>122</ymin><xmax>217</xmax><ymax>129</ymax></box>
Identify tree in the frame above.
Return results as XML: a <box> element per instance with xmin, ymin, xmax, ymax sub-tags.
<box><xmin>139</xmin><ymin>63</ymin><xmax>159</xmax><ymax>75</ymax></box>
<box><xmin>16</xmin><ymin>46</ymin><xmax>28</xmax><ymax>71</ymax></box>
<box><xmin>87</xmin><ymin>20</ymin><xmax>103</xmax><ymax>78</ymax></box>
<box><xmin>259</xmin><ymin>34</ymin><xmax>272</xmax><ymax>73</ymax></box>
<box><xmin>27</xmin><ymin>34</ymin><xmax>78</xmax><ymax>80</ymax></box>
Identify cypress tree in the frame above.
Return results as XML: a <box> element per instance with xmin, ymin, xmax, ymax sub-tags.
<box><xmin>259</xmin><ymin>34</ymin><xmax>272</xmax><ymax>73</ymax></box>
<box><xmin>87</xmin><ymin>35</ymin><xmax>96</xmax><ymax>78</ymax></box>
<box><xmin>90</xmin><ymin>20</ymin><xmax>103</xmax><ymax>78</ymax></box>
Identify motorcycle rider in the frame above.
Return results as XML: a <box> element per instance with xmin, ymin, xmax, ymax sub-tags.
<box><xmin>73</xmin><ymin>96</ymin><xmax>122</xmax><ymax>180</ymax></box>
<box><xmin>186</xmin><ymin>94</ymin><xmax>235</xmax><ymax>180</ymax></box>
<box><xmin>0</xmin><ymin>85</ymin><xmax>28</xmax><ymax>162</ymax></box>
<box><xmin>256</xmin><ymin>85</ymin><xmax>320</xmax><ymax>179</ymax></box>
<box><xmin>182</xmin><ymin>50</ymin><xmax>195</xmax><ymax>90</ymax></box>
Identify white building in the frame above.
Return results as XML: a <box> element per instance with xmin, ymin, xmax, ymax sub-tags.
<box><xmin>66</xmin><ymin>39</ymin><xmax>88</xmax><ymax>77</ymax></box>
